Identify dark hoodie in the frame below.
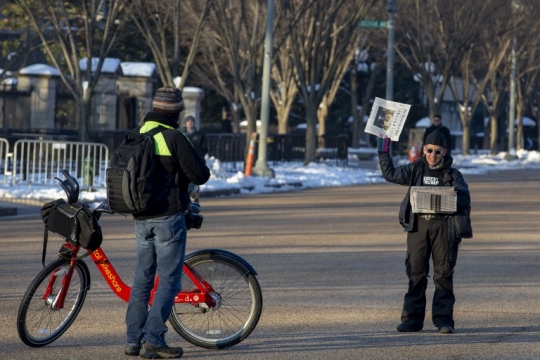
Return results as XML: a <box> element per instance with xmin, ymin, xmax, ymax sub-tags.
<box><xmin>378</xmin><ymin>152</ymin><xmax>470</xmax><ymax>232</ymax></box>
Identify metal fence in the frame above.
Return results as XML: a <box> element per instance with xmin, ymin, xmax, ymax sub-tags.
<box><xmin>0</xmin><ymin>138</ymin><xmax>9</xmax><ymax>183</ymax></box>
<box><xmin>0</xmin><ymin>132</ymin><xmax>348</xmax><ymax>189</ymax></box>
<box><xmin>6</xmin><ymin>139</ymin><xmax>108</xmax><ymax>189</ymax></box>
<box><xmin>204</xmin><ymin>133</ymin><xmax>349</xmax><ymax>172</ymax></box>
<box><xmin>87</xmin><ymin>132</ymin><xmax>349</xmax><ymax>174</ymax></box>
<box><xmin>206</xmin><ymin>134</ymin><xmax>247</xmax><ymax>173</ymax></box>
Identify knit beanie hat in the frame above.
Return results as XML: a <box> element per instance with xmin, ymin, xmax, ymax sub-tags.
<box><xmin>152</xmin><ymin>86</ymin><xmax>184</xmax><ymax>114</ymax></box>
<box><xmin>425</xmin><ymin>131</ymin><xmax>447</xmax><ymax>148</ymax></box>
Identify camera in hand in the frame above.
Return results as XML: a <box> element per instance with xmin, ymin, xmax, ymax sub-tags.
<box><xmin>185</xmin><ymin>202</ymin><xmax>203</xmax><ymax>230</ymax></box>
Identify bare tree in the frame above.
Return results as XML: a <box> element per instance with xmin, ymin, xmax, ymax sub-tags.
<box><xmin>353</xmin><ymin>62</ymin><xmax>379</xmax><ymax>149</ymax></box>
<box><xmin>270</xmin><ymin>37</ymin><xmax>298</xmax><ymax>134</ymax></box>
<box><xmin>0</xmin><ymin>3</ymin><xmax>40</xmax><ymax>78</ymax></box>
<box><xmin>197</xmin><ymin>0</ymin><xmax>269</xmax><ymax>140</ymax></box>
<box><xmin>16</xmin><ymin>0</ymin><xmax>129</xmax><ymax>141</ymax></box>
<box><xmin>129</xmin><ymin>0</ymin><xmax>214</xmax><ymax>89</ymax></box>
<box><xmin>394</xmin><ymin>1</ymin><xmax>448</xmax><ymax>118</ymax></box>
<box><xmin>481</xmin><ymin>61</ymin><xmax>509</xmax><ymax>155</ymax></box>
<box><xmin>448</xmin><ymin>36</ymin><xmax>510</xmax><ymax>155</ymax></box>
<box><xmin>512</xmin><ymin>1</ymin><xmax>540</xmax><ymax>150</ymax></box>
<box><xmin>395</xmin><ymin>0</ymin><xmax>507</xmax><ymax>121</ymax></box>
<box><xmin>394</xmin><ymin>0</ymin><xmax>514</xmax><ymax>155</ymax></box>
<box><xmin>530</xmin><ymin>84</ymin><xmax>540</xmax><ymax>149</ymax></box>
<box><xmin>285</xmin><ymin>0</ymin><xmax>376</xmax><ymax>165</ymax></box>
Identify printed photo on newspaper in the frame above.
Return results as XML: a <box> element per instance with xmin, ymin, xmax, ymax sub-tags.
<box><xmin>364</xmin><ymin>97</ymin><xmax>411</xmax><ymax>141</ymax></box>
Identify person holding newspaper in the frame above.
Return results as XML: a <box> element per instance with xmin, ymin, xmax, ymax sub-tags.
<box><xmin>377</xmin><ymin>131</ymin><xmax>471</xmax><ymax>335</ymax></box>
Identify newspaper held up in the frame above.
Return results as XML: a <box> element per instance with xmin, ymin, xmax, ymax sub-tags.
<box><xmin>364</xmin><ymin>97</ymin><xmax>411</xmax><ymax>141</ymax></box>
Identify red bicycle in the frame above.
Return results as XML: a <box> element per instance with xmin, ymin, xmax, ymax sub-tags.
<box><xmin>16</xmin><ymin>171</ymin><xmax>263</xmax><ymax>350</ymax></box>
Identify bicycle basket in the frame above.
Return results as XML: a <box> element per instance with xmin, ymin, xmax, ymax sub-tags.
<box><xmin>41</xmin><ymin>199</ymin><xmax>102</xmax><ymax>250</ymax></box>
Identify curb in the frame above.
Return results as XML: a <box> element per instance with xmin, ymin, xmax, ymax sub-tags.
<box><xmin>0</xmin><ymin>198</ymin><xmax>47</xmax><ymax>207</ymax></box>
<box><xmin>0</xmin><ymin>206</ymin><xmax>17</xmax><ymax>216</ymax></box>
<box><xmin>0</xmin><ymin>181</ymin><xmax>306</xmax><ymax>216</ymax></box>
<box><xmin>200</xmin><ymin>188</ymin><xmax>241</xmax><ymax>198</ymax></box>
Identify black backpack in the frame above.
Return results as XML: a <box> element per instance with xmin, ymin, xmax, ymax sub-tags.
<box><xmin>106</xmin><ymin>126</ymin><xmax>170</xmax><ymax>214</ymax></box>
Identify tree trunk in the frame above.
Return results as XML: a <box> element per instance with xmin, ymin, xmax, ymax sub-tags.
<box><xmin>490</xmin><ymin>114</ymin><xmax>498</xmax><ymax>155</ymax></box>
<box><xmin>276</xmin><ymin>107</ymin><xmax>289</xmax><ymax>134</ymax></box>
<box><xmin>483</xmin><ymin>116</ymin><xmax>491</xmax><ymax>150</ymax></box>
<box><xmin>78</xmin><ymin>98</ymin><xmax>90</xmax><ymax>142</ymax></box>
<box><xmin>350</xmin><ymin>67</ymin><xmax>360</xmax><ymax>149</ymax></box>
<box><xmin>462</xmin><ymin>123</ymin><xmax>470</xmax><ymax>155</ymax></box>
<box><xmin>304</xmin><ymin>105</ymin><xmax>318</xmax><ymax>165</ymax></box>
<box><xmin>317</xmin><ymin>101</ymin><xmax>328</xmax><ymax>149</ymax></box>
<box><xmin>515</xmin><ymin>104</ymin><xmax>524</xmax><ymax>151</ymax></box>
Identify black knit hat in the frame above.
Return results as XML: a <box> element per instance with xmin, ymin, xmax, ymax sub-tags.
<box><xmin>425</xmin><ymin>131</ymin><xmax>447</xmax><ymax>148</ymax></box>
<box><xmin>152</xmin><ymin>86</ymin><xmax>184</xmax><ymax>114</ymax></box>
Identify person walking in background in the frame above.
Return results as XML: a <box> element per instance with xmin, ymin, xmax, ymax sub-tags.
<box><xmin>221</xmin><ymin>113</ymin><xmax>233</xmax><ymax>133</ymax></box>
<box><xmin>181</xmin><ymin>115</ymin><xmax>208</xmax><ymax>202</ymax></box>
<box><xmin>181</xmin><ymin>115</ymin><xmax>208</xmax><ymax>160</ymax></box>
<box><xmin>377</xmin><ymin>131</ymin><xmax>471</xmax><ymax>335</ymax></box>
<box><xmin>422</xmin><ymin>114</ymin><xmax>452</xmax><ymax>155</ymax></box>
<box><xmin>125</xmin><ymin>86</ymin><xmax>210</xmax><ymax>359</ymax></box>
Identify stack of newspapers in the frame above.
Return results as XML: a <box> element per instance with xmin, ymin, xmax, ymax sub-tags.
<box><xmin>410</xmin><ymin>187</ymin><xmax>457</xmax><ymax>214</ymax></box>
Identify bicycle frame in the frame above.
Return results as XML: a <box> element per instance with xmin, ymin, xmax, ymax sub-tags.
<box><xmin>51</xmin><ymin>242</ymin><xmax>218</xmax><ymax>310</ymax></box>
<box><xmin>42</xmin><ymin>246</ymin><xmax>82</xmax><ymax>310</ymax></box>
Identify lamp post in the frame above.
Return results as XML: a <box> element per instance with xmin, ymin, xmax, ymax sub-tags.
<box><xmin>386</xmin><ymin>0</ymin><xmax>397</xmax><ymax>101</ymax></box>
<box><xmin>505</xmin><ymin>0</ymin><xmax>520</xmax><ymax>160</ymax></box>
<box><xmin>252</xmin><ymin>0</ymin><xmax>275</xmax><ymax>178</ymax></box>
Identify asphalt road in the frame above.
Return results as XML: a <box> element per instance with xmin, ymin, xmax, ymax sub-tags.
<box><xmin>2</xmin><ymin>168</ymin><xmax>540</xmax><ymax>360</ymax></box>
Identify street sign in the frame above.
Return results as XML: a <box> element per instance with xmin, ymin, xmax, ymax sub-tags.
<box><xmin>358</xmin><ymin>20</ymin><xmax>388</xmax><ymax>29</ymax></box>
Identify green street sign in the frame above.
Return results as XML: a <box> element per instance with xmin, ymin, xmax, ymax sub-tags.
<box><xmin>358</xmin><ymin>20</ymin><xmax>388</xmax><ymax>29</ymax></box>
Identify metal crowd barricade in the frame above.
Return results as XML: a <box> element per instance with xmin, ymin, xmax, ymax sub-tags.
<box><xmin>0</xmin><ymin>138</ymin><xmax>10</xmax><ymax>184</ymax></box>
<box><xmin>10</xmin><ymin>139</ymin><xmax>109</xmax><ymax>189</ymax></box>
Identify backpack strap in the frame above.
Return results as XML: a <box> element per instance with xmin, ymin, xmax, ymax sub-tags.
<box><xmin>141</xmin><ymin>125</ymin><xmax>168</xmax><ymax>137</ymax></box>
<box><xmin>124</xmin><ymin>125</ymin><xmax>167</xmax><ymax>143</ymax></box>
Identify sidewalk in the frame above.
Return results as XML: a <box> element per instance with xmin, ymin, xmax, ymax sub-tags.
<box><xmin>0</xmin><ymin>200</ymin><xmax>42</xmax><ymax>219</ymax></box>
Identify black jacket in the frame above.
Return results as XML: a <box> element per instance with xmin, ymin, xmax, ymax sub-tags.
<box><xmin>379</xmin><ymin>152</ymin><xmax>470</xmax><ymax>232</ymax></box>
<box><xmin>134</xmin><ymin>112</ymin><xmax>210</xmax><ymax>219</ymax></box>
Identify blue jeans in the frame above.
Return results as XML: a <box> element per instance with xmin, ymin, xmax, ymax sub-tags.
<box><xmin>126</xmin><ymin>213</ymin><xmax>187</xmax><ymax>348</ymax></box>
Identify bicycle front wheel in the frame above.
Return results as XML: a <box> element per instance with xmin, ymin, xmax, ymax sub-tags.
<box><xmin>17</xmin><ymin>257</ymin><xmax>90</xmax><ymax>347</ymax></box>
<box><xmin>168</xmin><ymin>252</ymin><xmax>263</xmax><ymax>349</ymax></box>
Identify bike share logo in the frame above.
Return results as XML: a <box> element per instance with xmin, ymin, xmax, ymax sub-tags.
<box><xmin>93</xmin><ymin>250</ymin><xmax>122</xmax><ymax>293</ymax></box>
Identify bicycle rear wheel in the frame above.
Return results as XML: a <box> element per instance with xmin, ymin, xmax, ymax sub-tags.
<box><xmin>168</xmin><ymin>251</ymin><xmax>263</xmax><ymax>349</ymax></box>
<box><xmin>17</xmin><ymin>257</ymin><xmax>90</xmax><ymax>347</ymax></box>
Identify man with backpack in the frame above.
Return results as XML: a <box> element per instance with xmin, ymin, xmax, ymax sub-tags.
<box><xmin>122</xmin><ymin>86</ymin><xmax>210</xmax><ymax>359</ymax></box>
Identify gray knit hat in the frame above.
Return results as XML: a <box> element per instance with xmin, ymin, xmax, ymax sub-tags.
<box><xmin>152</xmin><ymin>86</ymin><xmax>184</xmax><ymax>114</ymax></box>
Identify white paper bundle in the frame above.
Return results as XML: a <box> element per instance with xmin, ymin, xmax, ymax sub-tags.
<box><xmin>410</xmin><ymin>187</ymin><xmax>457</xmax><ymax>214</ymax></box>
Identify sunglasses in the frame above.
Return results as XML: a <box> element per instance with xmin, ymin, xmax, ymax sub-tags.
<box><xmin>426</xmin><ymin>148</ymin><xmax>443</xmax><ymax>155</ymax></box>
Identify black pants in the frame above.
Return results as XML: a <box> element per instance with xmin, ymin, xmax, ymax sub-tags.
<box><xmin>401</xmin><ymin>216</ymin><xmax>459</xmax><ymax>328</ymax></box>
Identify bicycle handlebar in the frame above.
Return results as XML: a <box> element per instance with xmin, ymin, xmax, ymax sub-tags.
<box><xmin>93</xmin><ymin>201</ymin><xmax>115</xmax><ymax>220</ymax></box>
<box><xmin>54</xmin><ymin>170</ymin><xmax>80</xmax><ymax>204</ymax></box>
